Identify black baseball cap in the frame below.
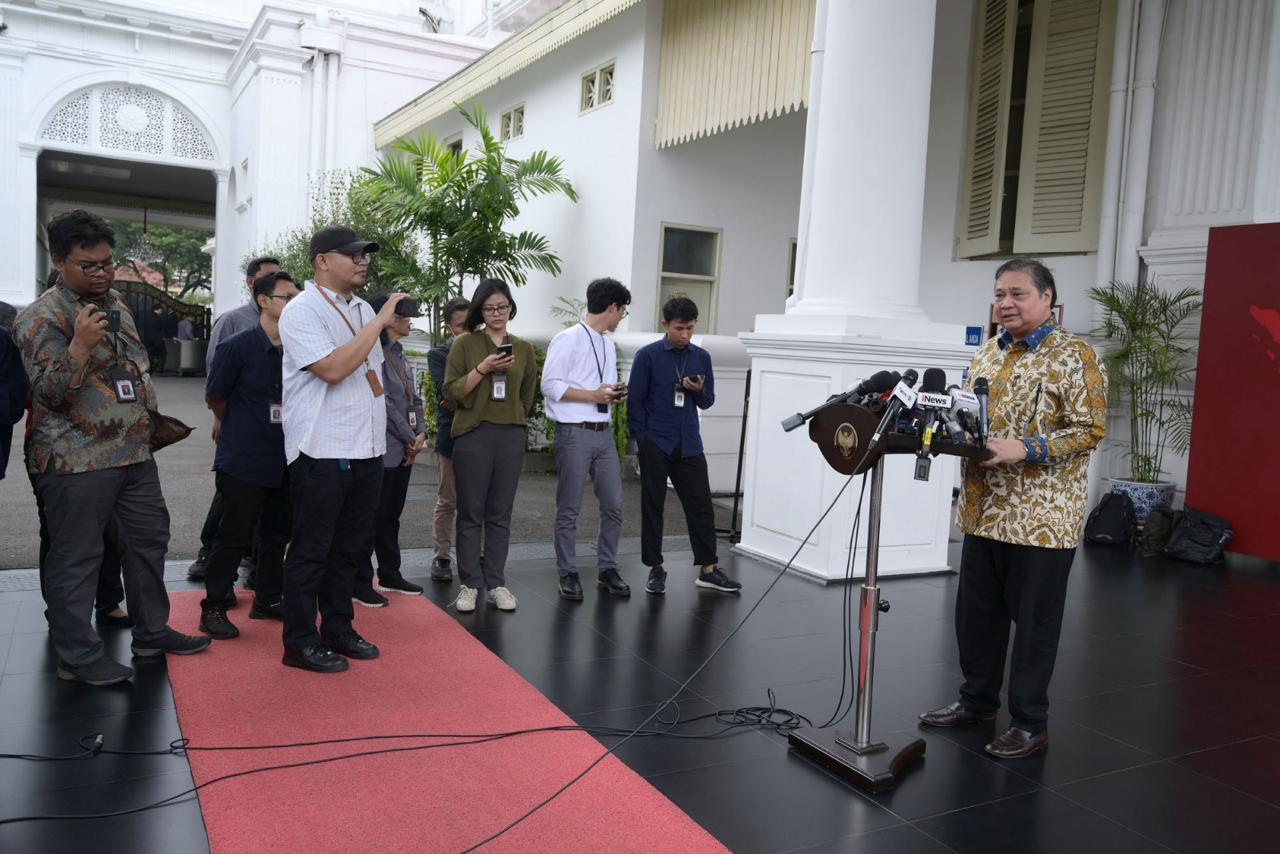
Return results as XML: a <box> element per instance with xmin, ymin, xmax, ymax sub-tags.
<box><xmin>309</xmin><ymin>224</ymin><xmax>379</xmax><ymax>260</ymax></box>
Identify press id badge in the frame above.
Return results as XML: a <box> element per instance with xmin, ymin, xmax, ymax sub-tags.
<box><xmin>366</xmin><ymin>368</ymin><xmax>384</xmax><ymax>398</ymax></box>
<box><xmin>269</xmin><ymin>403</ymin><xmax>284</xmax><ymax>424</ymax></box>
<box><xmin>491</xmin><ymin>372</ymin><xmax>508</xmax><ymax>402</ymax></box>
<box><xmin>673</xmin><ymin>381</ymin><xmax>686</xmax><ymax>409</ymax></box>
<box><xmin>107</xmin><ymin>365</ymin><xmax>137</xmax><ymax>403</ymax></box>
<box><xmin>408</xmin><ymin>409</ymin><xmax>418</xmax><ymax>428</ymax></box>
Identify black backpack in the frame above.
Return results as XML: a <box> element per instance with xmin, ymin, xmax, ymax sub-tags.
<box><xmin>1162</xmin><ymin>508</ymin><xmax>1234</xmax><ymax>564</ymax></box>
<box><xmin>1084</xmin><ymin>491</ymin><xmax>1136</xmax><ymax>547</ymax></box>
<box><xmin>1140</xmin><ymin>505</ymin><xmax>1183</xmax><ymax>555</ymax></box>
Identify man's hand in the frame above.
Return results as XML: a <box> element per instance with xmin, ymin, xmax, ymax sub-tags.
<box><xmin>980</xmin><ymin>437</ymin><xmax>1029</xmax><ymax>467</ymax></box>
<box><xmin>374</xmin><ymin>293</ymin><xmax>408</xmax><ymax>329</ymax></box>
<box><xmin>69</xmin><ymin>304</ymin><xmax>109</xmax><ymax>365</ymax></box>
<box><xmin>589</xmin><ymin>384</ymin><xmax>619</xmax><ymax>404</ymax></box>
<box><xmin>681</xmin><ymin>374</ymin><xmax>705</xmax><ymax>393</ymax></box>
<box><xmin>411</xmin><ymin>433</ymin><xmax>427</xmax><ymax>454</ymax></box>
<box><xmin>211</xmin><ymin>419</ymin><xmax>221</xmax><ymax>443</ymax></box>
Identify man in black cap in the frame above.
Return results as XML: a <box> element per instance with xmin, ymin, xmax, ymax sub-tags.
<box><xmin>353</xmin><ymin>292</ymin><xmax>427</xmax><ymax>605</ymax></box>
<box><xmin>277</xmin><ymin>225</ymin><xmax>407</xmax><ymax>673</ymax></box>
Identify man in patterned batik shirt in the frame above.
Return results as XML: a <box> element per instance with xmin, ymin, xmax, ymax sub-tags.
<box><xmin>918</xmin><ymin>258</ymin><xmax>1108</xmax><ymax>760</ymax></box>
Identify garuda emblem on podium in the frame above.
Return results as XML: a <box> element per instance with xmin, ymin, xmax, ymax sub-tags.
<box><xmin>835</xmin><ymin>423</ymin><xmax>858</xmax><ymax>460</ymax></box>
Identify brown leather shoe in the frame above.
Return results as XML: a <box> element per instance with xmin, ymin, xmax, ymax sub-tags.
<box><xmin>918</xmin><ymin>701</ymin><xmax>997</xmax><ymax>727</ymax></box>
<box><xmin>984</xmin><ymin>726</ymin><xmax>1048</xmax><ymax>759</ymax></box>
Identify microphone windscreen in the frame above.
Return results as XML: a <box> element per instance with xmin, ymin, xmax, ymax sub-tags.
<box><xmin>901</xmin><ymin>368</ymin><xmax>919</xmax><ymax>387</ymax></box>
<box><xmin>857</xmin><ymin>370</ymin><xmax>900</xmax><ymax>395</ymax></box>
<box><xmin>920</xmin><ymin>368</ymin><xmax>947</xmax><ymax>394</ymax></box>
<box><xmin>974</xmin><ymin>376</ymin><xmax>989</xmax><ymax>395</ymax></box>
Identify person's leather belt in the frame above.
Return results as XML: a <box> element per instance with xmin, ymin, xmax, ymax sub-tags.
<box><xmin>559</xmin><ymin>421</ymin><xmax>610</xmax><ymax>432</ymax></box>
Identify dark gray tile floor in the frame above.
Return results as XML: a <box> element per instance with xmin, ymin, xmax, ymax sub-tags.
<box><xmin>2</xmin><ymin>541</ymin><xmax>1279</xmax><ymax>853</ymax></box>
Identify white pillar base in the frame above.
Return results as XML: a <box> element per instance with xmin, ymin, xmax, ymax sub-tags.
<box><xmin>735</xmin><ymin>316</ymin><xmax>977</xmax><ymax>581</ymax></box>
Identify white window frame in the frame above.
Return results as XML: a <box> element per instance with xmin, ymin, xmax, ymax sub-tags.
<box><xmin>445</xmin><ymin>134</ymin><xmax>463</xmax><ymax>158</ymax></box>
<box><xmin>499</xmin><ymin>104</ymin><xmax>525</xmax><ymax>141</ymax></box>
<box><xmin>657</xmin><ymin>222</ymin><xmax>722</xmax><ymax>334</ymax></box>
<box><xmin>580</xmin><ymin>60</ymin><xmax>616</xmax><ymax>114</ymax></box>
<box><xmin>786</xmin><ymin>238</ymin><xmax>798</xmax><ymax>298</ymax></box>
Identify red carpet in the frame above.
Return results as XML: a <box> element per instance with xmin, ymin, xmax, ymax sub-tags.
<box><xmin>165</xmin><ymin>590</ymin><xmax>727</xmax><ymax>853</ymax></box>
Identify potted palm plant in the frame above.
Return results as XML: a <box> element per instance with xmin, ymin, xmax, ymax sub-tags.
<box><xmin>1088</xmin><ymin>280</ymin><xmax>1202</xmax><ymax>522</ymax></box>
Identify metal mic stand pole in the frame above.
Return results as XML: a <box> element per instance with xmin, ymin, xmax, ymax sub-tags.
<box><xmin>787</xmin><ymin>454</ymin><xmax>926</xmax><ymax>793</ymax></box>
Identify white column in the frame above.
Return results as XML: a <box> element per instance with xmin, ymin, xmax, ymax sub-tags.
<box><xmin>212</xmin><ymin>169</ymin><xmax>241</xmax><ymax>318</ymax></box>
<box><xmin>1114</xmin><ymin>0</ymin><xmax>1165</xmax><ymax>286</ymax></box>
<box><xmin>308</xmin><ymin>51</ymin><xmax>326</xmax><ymax>205</ymax></box>
<box><xmin>323</xmin><ymin>52</ymin><xmax>340</xmax><ymax>175</ymax></box>
<box><xmin>0</xmin><ymin>48</ymin><xmax>36</xmax><ymax>307</ymax></box>
<box><xmin>788</xmin><ymin>0</ymin><xmax>936</xmax><ymax>322</ymax></box>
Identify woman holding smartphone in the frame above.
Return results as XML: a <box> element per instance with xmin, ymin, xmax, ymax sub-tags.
<box><xmin>443</xmin><ymin>278</ymin><xmax>537</xmax><ymax>613</ymax></box>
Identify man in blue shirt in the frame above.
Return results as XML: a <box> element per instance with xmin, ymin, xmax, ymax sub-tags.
<box><xmin>199</xmin><ymin>271</ymin><xmax>300</xmax><ymax>638</ymax></box>
<box><xmin>627</xmin><ymin>297</ymin><xmax>741</xmax><ymax>596</ymax></box>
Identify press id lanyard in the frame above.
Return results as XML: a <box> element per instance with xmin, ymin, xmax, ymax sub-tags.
<box><xmin>392</xmin><ymin>350</ymin><xmax>419</xmax><ymax>429</ymax></box>
<box><xmin>317</xmin><ymin>287</ymin><xmax>384</xmax><ymax>397</ymax></box>
<box><xmin>671</xmin><ymin>348</ymin><xmax>689</xmax><ymax>409</ymax></box>
<box><xmin>581</xmin><ymin>322</ymin><xmax>608</xmax><ymax>414</ymax></box>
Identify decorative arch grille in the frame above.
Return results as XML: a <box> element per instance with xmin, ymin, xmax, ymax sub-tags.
<box><xmin>39</xmin><ymin>84</ymin><xmax>216</xmax><ymax>163</ymax></box>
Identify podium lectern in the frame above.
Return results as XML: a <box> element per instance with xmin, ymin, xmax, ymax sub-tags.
<box><xmin>786</xmin><ymin>403</ymin><xmax>990</xmax><ymax>793</ymax></box>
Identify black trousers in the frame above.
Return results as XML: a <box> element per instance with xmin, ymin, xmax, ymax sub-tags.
<box><xmin>202</xmin><ymin>471</ymin><xmax>290</xmax><ymax>610</ymax></box>
<box><xmin>31</xmin><ymin>470</ymin><xmax>125</xmax><ymax>614</ymax></box>
<box><xmin>356</xmin><ymin>463</ymin><xmax>413</xmax><ymax>591</ymax></box>
<box><xmin>637</xmin><ymin>440</ymin><xmax>718</xmax><ymax>568</ymax></box>
<box><xmin>198</xmin><ymin>486</ymin><xmax>223</xmax><ymax>557</ymax></box>
<box><xmin>955</xmin><ymin>534</ymin><xmax>1075</xmax><ymax>733</ymax></box>
<box><xmin>282</xmin><ymin>454</ymin><xmax>381</xmax><ymax>651</ymax></box>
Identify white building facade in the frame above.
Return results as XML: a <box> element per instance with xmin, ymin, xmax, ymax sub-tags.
<box><xmin>0</xmin><ymin>0</ymin><xmax>488</xmax><ymax>314</ymax></box>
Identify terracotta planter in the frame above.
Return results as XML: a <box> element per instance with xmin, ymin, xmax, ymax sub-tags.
<box><xmin>1108</xmin><ymin>478</ymin><xmax>1176</xmax><ymax>524</ymax></box>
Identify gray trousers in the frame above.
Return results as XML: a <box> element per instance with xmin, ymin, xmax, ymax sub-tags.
<box><xmin>36</xmin><ymin>458</ymin><xmax>172</xmax><ymax>666</ymax></box>
<box><xmin>453</xmin><ymin>422</ymin><xmax>525</xmax><ymax>589</ymax></box>
<box><xmin>552</xmin><ymin>423</ymin><xmax>623</xmax><ymax>578</ymax></box>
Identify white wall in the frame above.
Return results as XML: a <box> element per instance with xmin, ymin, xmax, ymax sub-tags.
<box><xmin>387</xmin><ymin>4</ymin><xmax>649</xmax><ymax>341</ymax></box>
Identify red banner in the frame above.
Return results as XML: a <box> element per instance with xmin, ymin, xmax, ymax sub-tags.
<box><xmin>1186</xmin><ymin>223</ymin><xmax>1280</xmax><ymax>560</ymax></box>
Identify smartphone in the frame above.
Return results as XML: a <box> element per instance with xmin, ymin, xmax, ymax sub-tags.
<box><xmin>103</xmin><ymin>308</ymin><xmax>121</xmax><ymax>334</ymax></box>
<box><xmin>496</xmin><ymin>343</ymin><xmax>514</xmax><ymax>359</ymax></box>
<box><xmin>394</xmin><ymin>297</ymin><xmax>420</xmax><ymax>318</ymax></box>
<box><xmin>612</xmin><ymin>382</ymin><xmax>628</xmax><ymax>400</ymax></box>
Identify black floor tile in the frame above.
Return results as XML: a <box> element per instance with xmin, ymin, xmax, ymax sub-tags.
<box><xmin>0</xmin><ymin>665</ymin><xmax>175</xmax><ymax>726</ymax></box>
<box><xmin>0</xmin><ymin>770</ymin><xmax>208</xmax><ymax>854</ymax></box>
<box><xmin>648</xmin><ymin>752</ymin><xmax>902</xmax><ymax>854</ymax></box>
<box><xmin>512</xmin><ymin>653</ymin><xmax>692</xmax><ymax>716</ymax></box>
<box><xmin>783</xmin><ymin>823</ymin><xmax>956</xmax><ymax>853</ymax></box>
<box><xmin>1058</xmin><ymin>761</ymin><xmax>1280</xmax><ymax>853</ymax></box>
<box><xmin>1174</xmin><ymin>736</ymin><xmax>1280</xmax><ymax>809</ymax></box>
<box><xmin>572</xmin><ymin>697</ymin><xmax>783</xmax><ymax>777</ymax></box>
<box><xmin>916</xmin><ymin>789</ymin><xmax>1171</xmax><ymax>853</ymax></box>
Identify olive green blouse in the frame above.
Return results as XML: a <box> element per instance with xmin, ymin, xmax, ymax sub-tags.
<box><xmin>442</xmin><ymin>331</ymin><xmax>538</xmax><ymax>438</ymax></box>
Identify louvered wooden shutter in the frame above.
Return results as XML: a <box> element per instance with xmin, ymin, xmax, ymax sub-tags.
<box><xmin>1014</xmin><ymin>0</ymin><xmax>1115</xmax><ymax>253</ymax></box>
<box><xmin>957</xmin><ymin>0</ymin><xmax>1018</xmax><ymax>259</ymax></box>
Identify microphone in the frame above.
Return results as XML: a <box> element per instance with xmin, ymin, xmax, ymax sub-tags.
<box><xmin>947</xmin><ymin>385</ymin><xmax>980</xmax><ymax>441</ymax></box>
<box><xmin>914</xmin><ymin>368</ymin><xmax>949</xmax><ymax>455</ymax></box>
<box><xmin>973</xmin><ymin>377</ymin><xmax>990</xmax><ymax>446</ymax></box>
<box><xmin>780</xmin><ymin>370</ymin><xmax>902</xmax><ymax>432</ymax></box>
<box><xmin>869</xmin><ymin>369</ymin><xmax>919</xmax><ymax>447</ymax></box>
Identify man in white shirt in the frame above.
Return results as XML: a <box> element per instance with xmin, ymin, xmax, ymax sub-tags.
<box><xmin>540</xmin><ymin>278</ymin><xmax>631</xmax><ymax>601</ymax></box>
<box><xmin>277</xmin><ymin>225</ymin><xmax>405</xmax><ymax>674</ymax></box>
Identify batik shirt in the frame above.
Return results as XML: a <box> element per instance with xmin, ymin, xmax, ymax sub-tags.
<box><xmin>14</xmin><ymin>285</ymin><xmax>156</xmax><ymax>475</ymax></box>
<box><xmin>956</xmin><ymin>318</ymin><xmax>1108</xmax><ymax>549</ymax></box>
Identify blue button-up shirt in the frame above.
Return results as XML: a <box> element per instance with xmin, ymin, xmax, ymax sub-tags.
<box><xmin>627</xmin><ymin>337</ymin><xmax>715</xmax><ymax>458</ymax></box>
<box><xmin>205</xmin><ymin>324</ymin><xmax>286</xmax><ymax>489</ymax></box>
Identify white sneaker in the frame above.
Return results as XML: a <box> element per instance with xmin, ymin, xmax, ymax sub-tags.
<box><xmin>454</xmin><ymin>586</ymin><xmax>478</xmax><ymax>613</ymax></box>
<box><xmin>486</xmin><ymin>586</ymin><xmax>517</xmax><ymax>611</ymax></box>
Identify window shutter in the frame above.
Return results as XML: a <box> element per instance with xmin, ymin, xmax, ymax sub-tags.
<box><xmin>957</xmin><ymin>0</ymin><xmax>1018</xmax><ymax>259</ymax></box>
<box><xmin>1013</xmin><ymin>0</ymin><xmax>1115</xmax><ymax>253</ymax></box>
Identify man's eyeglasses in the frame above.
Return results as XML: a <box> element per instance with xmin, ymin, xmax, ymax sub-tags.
<box><xmin>619</xmin><ymin>307</ymin><xmax>630</xmax><ymax>319</ymax></box>
<box><xmin>481</xmin><ymin>303</ymin><xmax>512</xmax><ymax>316</ymax></box>
<box><xmin>263</xmin><ymin>293</ymin><xmax>296</xmax><ymax>302</ymax></box>
<box><xmin>326</xmin><ymin>251</ymin><xmax>373</xmax><ymax>266</ymax></box>
<box><xmin>73</xmin><ymin>261</ymin><xmax>116</xmax><ymax>277</ymax></box>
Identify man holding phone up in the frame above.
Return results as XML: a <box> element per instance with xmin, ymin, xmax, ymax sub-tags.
<box><xmin>541</xmin><ymin>278</ymin><xmax>632</xmax><ymax>601</ymax></box>
<box><xmin>628</xmin><ymin>296</ymin><xmax>741</xmax><ymax>595</ymax></box>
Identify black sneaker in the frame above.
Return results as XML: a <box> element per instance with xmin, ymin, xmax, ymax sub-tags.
<box><xmin>323</xmin><ymin>632</ymin><xmax>380</xmax><ymax>660</ymax></box>
<box><xmin>646</xmin><ymin>567</ymin><xmax>667</xmax><ymax>596</ymax></box>
<box><xmin>132</xmin><ymin>628</ymin><xmax>212</xmax><ymax>658</ymax></box>
<box><xmin>283</xmin><ymin>644</ymin><xmax>348</xmax><ymax>674</ymax></box>
<box><xmin>559</xmin><ymin>571</ymin><xmax>584</xmax><ymax>601</ymax></box>
<box><xmin>56</xmin><ymin>656</ymin><xmax>134</xmax><ymax>686</ymax></box>
<box><xmin>696</xmin><ymin>566</ymin><xmax>742</xmax><ymax>593</ymax></box>
<box><xmin>431</xmin><ymin>557</ymin><xmax>453</xmax><ymax>582</ymax></box>
<box><xmin>249</xmin><ymin>597</ymin><xmax>285</xmax><ymax>621</ymax></box>
<box><xmin>186</xmin><ymin>554</ymin><xmax>209</xmax><ymax>580</ymax></box>
<box><xmin>353</xmin><ymin>589</ymin><xmax>389</xmax><ymax>608</ymax></box>
<box><xmin>597</xmin><ymin>568</ymin><xmax>631</xmax><ymax>597</ymax></box>
<box><xmin>376</xmin><ymin>577</ymin><xmax>424</xmax><ymax>596</ymax></box>
<box><xmin>199</xmin><ymin>607</ymin><xmax>240</xmax><ymax>640</ymax></box>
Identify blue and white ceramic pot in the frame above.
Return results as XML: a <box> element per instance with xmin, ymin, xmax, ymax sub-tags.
<box><xmin>1108</xmin><ymin>479</ymin><xmax>1176</xmax><ymax>524</ymax></box>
